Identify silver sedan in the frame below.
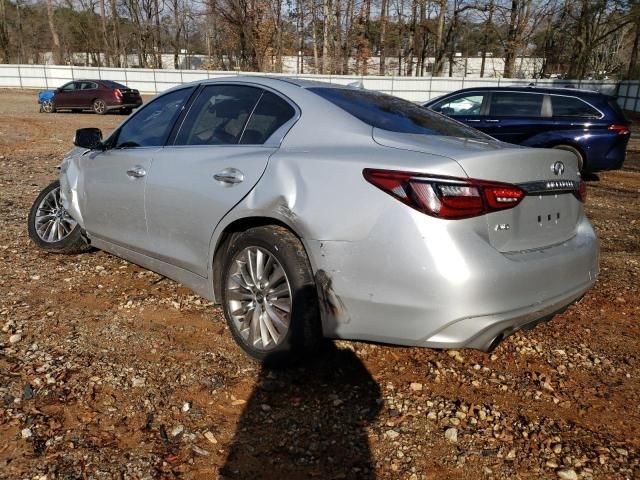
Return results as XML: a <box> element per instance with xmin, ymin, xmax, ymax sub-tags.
<box><xmin>27</xmin><ymin>77</ymin><xmax>599</xmax><ymax>363</ymax></box>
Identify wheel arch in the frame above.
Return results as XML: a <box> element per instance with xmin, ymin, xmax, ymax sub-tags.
<box><xmin>211</xmin><ymin>215</ymin><xmax>311</xmax><ymax>303</ymax></box>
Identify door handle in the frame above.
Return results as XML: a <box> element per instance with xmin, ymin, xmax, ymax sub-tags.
<box><xmin>213</xmin><ymin>168</ymin><xmax>244</xmax><ymax>185</ymax></box>
<box><xmin>485</xmin><ymin>119</ymin><xmax>500</xmax><ymax>123</ymax></box>
<box><xmin>126</xmin><ymin>166</ymin><xmax>146</xmax><ymax>178</ymax></box>
<box><xmin>465</xmin><ymin>119</ymin><xmax>482</xmax><ymax>123</ymax></box>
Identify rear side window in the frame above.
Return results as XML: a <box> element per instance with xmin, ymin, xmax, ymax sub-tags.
<box><xmin>551</xmin><ymin>95</ymin><xmax>601</xmax><ymax>118</ymax></box>
<box><xmin>310</xmin><ymin>87</ymin><xmax>487</xmax><ymax>139</ymax></box>
<box><xmin>489</xmin><ymin>92</ymin><xmax>543</xmax><ymax>117</ymax></box>
<box><xmin>175</xmin><ymin>84</ymin><xmax>263</xmax><ymax>146</ymax></box>
<box><xmin>432</xmin><ymin>94</ymin><xmax>485</xmax><ymax>116</ymax></box>
<box><xmin>240</xmin><ymin>91</ymin><xmax>296</xmax><ymax>144</ymax></box>
<box><xmin>606</xmin><ymin>98</ymin><xmax>628</xmax><ymax>122</ymax></box>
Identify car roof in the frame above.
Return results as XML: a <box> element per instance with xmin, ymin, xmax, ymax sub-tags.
<box><xmin>177</xmin><ymin>75</ymin><xmax>357</xmax><ymax>91</ymax></box>
<box><xmin>429</xmin><ymin>85</ymin><xmax>607</xmax><ymax>99</ymax></box>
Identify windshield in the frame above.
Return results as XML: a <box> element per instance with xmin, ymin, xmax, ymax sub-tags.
<box><xmin>102</xmin><ymin>80</ymin><xmax>129</xmax><ymax>89</ymax></box>
<box><xmin>309</xmin><ymin>87</ymin><xmax>489</xmax><ymax>139</ymax></box>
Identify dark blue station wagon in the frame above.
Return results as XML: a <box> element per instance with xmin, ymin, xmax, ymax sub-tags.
<box><xmin>423</xmin><ymin>87</ymin><xmax>631</xmax><ymax>173</ymax></box>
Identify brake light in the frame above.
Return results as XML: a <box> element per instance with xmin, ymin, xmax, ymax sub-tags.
<box><xmin>113</xmin><ymin>88</ymin><xmax>123</xmax><ymax>99</ymax></box>
<box><xmin>574</xmin><ymin>178</ymin><xmax>587</xmax><ymax>203</ymax></box>
<box><xmin>363</xmin><ymin>169</ymin><xmax>525</xmax><ymax>219</ymax></box>
<box><xmin>608</xmin><ymin>124</ymin><xmax>630</xmax><ymax>135</ymax></box>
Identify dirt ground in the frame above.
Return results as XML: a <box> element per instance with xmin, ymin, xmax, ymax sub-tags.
<box><xmin>0</xmin><ymin>89</ymin><xmax>638</xmax><ymax>480</ymax></box>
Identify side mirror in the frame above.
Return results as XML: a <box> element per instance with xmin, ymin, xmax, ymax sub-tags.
<box><xmin>74</xmin><ymin>128</ymin><xmax>103</xmax><ymax>150</ymax></box>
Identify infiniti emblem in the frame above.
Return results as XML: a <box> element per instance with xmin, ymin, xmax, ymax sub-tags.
<box><xmin>551</xmin><ymin>161</ymin><xmax>565</xmax><ymax>176</ymax></box>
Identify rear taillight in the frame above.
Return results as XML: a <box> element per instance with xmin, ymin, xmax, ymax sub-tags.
<box><xmin>113</xmin><ymin>88</ymin><xmax>123</xmax><ymax>99</ymax></box>
<box><xmin>608</xmin><ymin>124</ymin><xmax>630</xmax><ymax>135</ymax></box>
<box><xmin>363</xmin><ymin>169</ymin><xmax>525</xmax><ymax>220</ymax></box>
<box><xmin>574</xmin><ymin>178</ymin><xmax>587</xmax><ymax>203</ymax></box>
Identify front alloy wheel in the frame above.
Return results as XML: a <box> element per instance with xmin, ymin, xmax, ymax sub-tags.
<box><xmin>27</xmin><ymin>180</ymin><xmax>91</xmax><ymax>254</ymax></box>
<box><xmin>41</xmin><ymin>99</ymin><xmax>55</xmax><ymax>113</ymax></box>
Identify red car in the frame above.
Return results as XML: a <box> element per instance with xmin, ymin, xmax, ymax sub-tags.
<box><xmin>40</xmin><ymin>80</ymin><xmax>143</xmax><ymax>115</ymax></box>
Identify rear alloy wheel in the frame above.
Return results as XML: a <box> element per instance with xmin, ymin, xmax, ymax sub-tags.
<box><xmin>41</xmin><ymin>99</ymin><xmax>55</xmax><ymax>113</ymax></box>
<box><xmin>92</xmin><ymin>99</ymin><xmax>106</xmax><ymax>115</ymax></box>
<box><xmin>553</xmin><ymin>144</ymin><xmax>585</xmax><ymax>173</ymax></box>
<box><xmin>27</xmin><ymin>180</ymin><xmax>91</xmax><ymax>254</ymax></box>
<box><xmin>221</xmin><ymin>226</ymin><xmax>321</xmax><ymax>364</ymax></box>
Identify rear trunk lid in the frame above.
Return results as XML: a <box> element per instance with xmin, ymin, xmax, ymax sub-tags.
<box><xmin>373</xmin><ymin>128</ymin><xmax>583</xmax><ymax>252</ymax></box>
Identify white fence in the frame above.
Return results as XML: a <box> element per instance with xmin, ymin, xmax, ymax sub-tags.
<box><xmin>0</xmin><ymin>64</ymin><xmax>638</xmax><ymax>111</ymax></box>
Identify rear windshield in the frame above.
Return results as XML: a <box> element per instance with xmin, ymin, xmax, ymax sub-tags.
<box><xmin>102</xmin><ymin>80</ymin><xmax>128</xmax><ymax>89</ymax></box>
<box><xmin>309</xmin><ymin>87</ymin><xmax>488</xmax><ymax>139</ymax></box>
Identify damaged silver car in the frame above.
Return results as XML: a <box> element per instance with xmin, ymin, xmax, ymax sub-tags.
<box><xmin>27</xmin><ymin>77</ymin><xmax>599</xmax><ymax>362</ymax></box>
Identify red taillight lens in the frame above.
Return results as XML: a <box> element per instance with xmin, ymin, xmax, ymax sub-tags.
<box><xmin>113</xmin><ymin>88</ymin><xmax>123</xmax><ymax>99</ymax></box>
<box><xmin>608</xmin><ymin>124</ymin><xmax>630</xmax><ymax>135</ymax></box>
<box><xmin>574</xmin><ymin>178</ymin><xmax>587</xmax><ymax>203</ymax></box>
<box><xmin>363</xmin><ymin>169</ymin><xmax>525</xmax><ymax>220</ymax></box>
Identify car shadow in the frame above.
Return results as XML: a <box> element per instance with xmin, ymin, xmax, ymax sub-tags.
<box><xmin>219</xmin><ymin>342</ymin><xmax>382</xmax><ymax>479</ymax></box>
<box><xmin>583</xmin><ymin>172</ymin><xmax>600</xmax><ymax>182</ymax></box>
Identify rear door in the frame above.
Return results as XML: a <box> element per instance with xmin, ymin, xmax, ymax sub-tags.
<box><xmin>144</xmin><ymin>84</ymin><xmax>297</xmax><ymax>277</ymax></box>
<box><xmin>76</xmin><ymin>81</ymin><xmax>98</xmax><ymax>109</ymax></box>
<box><xmin>483</xmin><ymin>91</ymin><xmax>553</xmax><ymax>144</ymax></box>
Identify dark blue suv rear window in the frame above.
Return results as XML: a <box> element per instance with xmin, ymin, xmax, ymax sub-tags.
<box><xmin>310</xmin><ymin>87</ymin><xmax>487</xmax><ymax>139</ymax></box>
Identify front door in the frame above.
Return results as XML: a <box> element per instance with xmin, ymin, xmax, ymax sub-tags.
<box><xmin>54</xmin><ymin>81</ymin><xmax>79</xmax><ymax>108</ymax></box>
<box><xmin>144</xmin><ymin>84</ymin><xmax>297</xmax><ymax>277</ymax></box>
<box><xmin>80</xmin><ymin>87</ymin><xmax>194</xmax><ymax>253</ymax></box>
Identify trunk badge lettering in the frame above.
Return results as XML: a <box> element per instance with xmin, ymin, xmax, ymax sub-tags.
<box><xmin>495</xmin><ymin>223</ymin><xmax>511</xmax><ymax>231</ymax></box>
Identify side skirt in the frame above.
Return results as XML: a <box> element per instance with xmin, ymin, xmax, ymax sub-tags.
<box><xmin>89</xmin><ymin>236</ymin><xmax>216</xmax><ymax>302</ymax></box>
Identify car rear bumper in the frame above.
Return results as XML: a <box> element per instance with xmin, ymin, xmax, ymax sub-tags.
<box><xmin>106</xmin><ymin>101</ymin><xmax>142</xmax><ymax>111</ymax></box>
<box><xmin>307</xmin><ymin>207</ymin><xmax>599</xmax><ymax>351</ymax></box>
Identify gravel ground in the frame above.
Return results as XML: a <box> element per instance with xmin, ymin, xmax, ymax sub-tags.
<box><xmin>0</xmin><ymin>89</ymin><xmax>638</xmax><ymax>480</ymax></box>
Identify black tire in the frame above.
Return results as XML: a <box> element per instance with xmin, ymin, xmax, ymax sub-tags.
<box><xmin>41</xmin><ymin>99</ymin><xmax>56</xmax><ymax>113</ymax></box>
<box><xmin>220</xmin><ymin>225</ymin><xmax>321</xmax><ymax>365</ymax></box>
<box><xmin>27</xmin><ymin>180</ymin><xmax>91</xmax><ymax>254</ymax></box>
<box><xmin>92</xmin><ymin>99</ymin><xmax>106</xmax><ymax>115</ymax></box>
<box><xmin>553</xmin><ymin>144</ymin><xmax>586</xmax><ymax>173</ymax></box>
<box><xmin>121</xmin><ymin>107</ymin><xmax>132</xmax><ymax>115</ymax></box>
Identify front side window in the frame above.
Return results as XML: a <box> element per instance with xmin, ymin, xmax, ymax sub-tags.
<box><xmin>310</xmin><ymin>87</ymin><xmax>487</xmax><ymax>139</ymax></box>
<box><xmin>489</xmin><ymin>92</ymin><xmax>543</xmax><ymax>117</ymax></box>
<box><xmin>240</xmin><ymin>91</ymin><xmax>296</xmax><ymax>144</ymax></box>
<box><xmin>175</xmin><ymin>85</ymin><xmax>263</xmax><ymax>146</ymax></box>
<box><xmin>432</xmin><ymin>94</ymin><xmax>485</xmax><ymax>116</ymax></box>
<box><xmin>60</xmin><ymin>82</ymin><xmax>76</xmax><ymax>92</ymax></box>
<box><xmin>114</xmin><ymin>87</ymin><xmax>193</xmax><ymax>148</ymax></box>
<box><xmin>551</xmin><ymin>95</ymin><xmax>600</xmax><ymax>118</ymax></box>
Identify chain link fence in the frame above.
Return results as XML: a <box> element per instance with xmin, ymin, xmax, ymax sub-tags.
<box><xmin>0</xmin><ymin>64</ymin><xmax>638</xmax><ymax>111</ymax></box>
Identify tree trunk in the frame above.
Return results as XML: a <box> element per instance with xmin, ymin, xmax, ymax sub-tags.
<box><xmin>480</xmin><ymin>0</ymin><xmax>494</xmax><ymax>78</ymax></box>
<box><xmin>322</xmin><ymin>0</ymin><xmax>331</xmax><ymax>73</ymax></box>
<box><xmin>311</xmin><ymin>0</ymin><xmax>319</xmax><ymax>73</ymax></box>
<box><xmin>110</xmin><ymin>0</ymin><xmax>121</xmax><ymax>67</ymax></box>
<box><xmin>0</xmin><ymin>0</ymin><xmax>10</xmax><ymax>63</ymax></box>
<box><xmin>628</xmin><ymin>17</ymin><xmax>640</xmax><ymax>79</ymax></box>
<box><xmin>379</xmin><ymin>0</ymin><xmax>388</xmax><ymax>75</ymax></box>
<box><xmin>46</xmin><ymin>0</ymin><xmax>63</xmax><ymax>64</ymax></box>
<box><xmin>433</xmin><ymin>0</ymin><xmax>447</xmax><ymax>76</ymax></box>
